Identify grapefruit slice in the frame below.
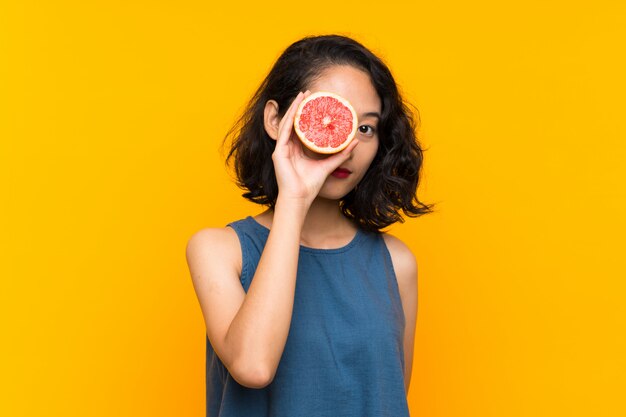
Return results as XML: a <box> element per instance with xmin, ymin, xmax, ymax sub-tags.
<box><xmin>293</xmin><ymin>91</ymin><xmax>358</xmax><ymax>154</ymax></box>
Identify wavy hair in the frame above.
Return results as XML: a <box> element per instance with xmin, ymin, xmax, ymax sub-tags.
<box><xmin>224</xmin><ymin>34</ymin><xmax>435</xmax><ymax>232</ymax></box>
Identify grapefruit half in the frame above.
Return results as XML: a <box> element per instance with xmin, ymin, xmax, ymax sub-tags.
<box><xmin>293</xmin><ymin>91</ymin><xmax>358</xmax><ymax>154</ymax></box>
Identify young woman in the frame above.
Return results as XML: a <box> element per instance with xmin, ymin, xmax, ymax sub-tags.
<box><xmin>186</xmin><ymin>34</ymin><xmax>434</xmax><ymax>416</ymax></box>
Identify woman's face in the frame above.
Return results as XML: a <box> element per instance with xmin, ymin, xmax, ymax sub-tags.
<box><xmin>304</xmin><ymin>64</ymin><xmax>381</xmax><ymax>201</ymax></box>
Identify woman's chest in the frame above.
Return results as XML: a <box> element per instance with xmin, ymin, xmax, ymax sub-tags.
<box><xmin>284</xmin><ymin>255</ymin><xmax>405</xmax><ymax>361</ymax></box>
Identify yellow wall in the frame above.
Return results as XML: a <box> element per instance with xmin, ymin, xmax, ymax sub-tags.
<box><xmin>1</xmin><ymin>1</ymin><xmax>625</xmax><ymax>416</ymax></box>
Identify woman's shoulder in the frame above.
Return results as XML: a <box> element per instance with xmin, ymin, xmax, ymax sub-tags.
<box><xmin>186</xmin><ymin>216</ymin><xmax>257</xmax><ymax>249</ymax></box>
<box><xmin>381</xmin><ymin>233</ymin><xmax>418</xmax><ymax>283</ymax></box>
<box><xmin>185</xmin><ymin>226</ymin><xmax>242</xmax><ymax>273</ymax></box>
<box><xmin>187</xmin><ymin>225</ymin><xmax>239</xmax><ymax>247</ymax></box>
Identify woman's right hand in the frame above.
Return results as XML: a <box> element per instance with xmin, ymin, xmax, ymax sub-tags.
<box><xmin>271</xmin><ymin>91</ymin><xmax>359</xmax><ymax>207</ymax></box>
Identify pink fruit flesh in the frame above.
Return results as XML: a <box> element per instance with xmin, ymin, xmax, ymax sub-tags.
<box><xmin>297</xmin><ymin>96</ymin><xmax>354</xmax><ymax>148</ymax></box>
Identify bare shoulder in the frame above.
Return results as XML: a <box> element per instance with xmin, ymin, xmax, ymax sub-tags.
<box><xmin>382</xmin><ymin>233</ymin><xmax>418</xmax><ymax>280</ymax></box>
<box><xmin>185</xmin><ymin>226</ymin><xmax>242</xmax><ymax>279</ymax></box>
<box><xmin>186</xmin><ymin>226</ymin><xmax>240</xmax><ymax>249</ymax></box>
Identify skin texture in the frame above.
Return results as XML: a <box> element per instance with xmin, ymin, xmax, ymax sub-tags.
<box><xmin>186</xmin><ymin>65</ymin><xmax>418</xmax><ymax>394</ymax></box>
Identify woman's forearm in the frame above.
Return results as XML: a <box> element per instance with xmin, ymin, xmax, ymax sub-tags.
<box><xmin>224</xmin><ymin>196</ymin><xmax>308</xmax><ymax>387</ymax></box>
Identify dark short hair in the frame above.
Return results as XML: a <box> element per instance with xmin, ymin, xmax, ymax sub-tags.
<box><xmin>224</xmin><ymin>34</ymin><xmax>435</xmax><ymax>232</ymax></box>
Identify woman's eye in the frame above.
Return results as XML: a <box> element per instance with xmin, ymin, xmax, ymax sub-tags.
<box><xmin>358</xmin><ymin>125</ymin><xmax>376</xmax><ymax>136</ymax></box>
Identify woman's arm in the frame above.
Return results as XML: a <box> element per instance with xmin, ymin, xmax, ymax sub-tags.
<box><xmin>383</xmin><ymin>234</ymin><xmax>418</xmax><ymax>396</ymax></box>
<box><xmin>186</xmin><ymin>199</ymin><xmax>307</xmax><ymax>389</ymax></box>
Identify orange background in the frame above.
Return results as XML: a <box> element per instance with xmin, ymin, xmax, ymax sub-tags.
<box><xmin>1</xmin><ymin>1</ymin><xmax>625</xmax><ymax>416</ymax></box>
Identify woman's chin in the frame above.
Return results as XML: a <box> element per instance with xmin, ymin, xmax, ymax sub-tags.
<box><xmin>316</xmin><ymin>185</ymin><xmax>355</xmax><ymax>202</ymax></box>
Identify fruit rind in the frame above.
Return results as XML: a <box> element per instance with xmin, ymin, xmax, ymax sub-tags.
<box><xmin>293</xmin><ymin>91</ymin><xmax>358</xmax><ymax>154</ymax></box>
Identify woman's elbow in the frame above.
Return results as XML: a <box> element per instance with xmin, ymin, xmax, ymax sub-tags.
<box><xmin>229</xmin><ymin>359</ymin><xmax>275</xmax><ymax>389</ymax></box>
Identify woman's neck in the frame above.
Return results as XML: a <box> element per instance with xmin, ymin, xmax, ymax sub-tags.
<box><xmin>256</xmin><ymin>198</ymin><xmax>358</xmax><ymax>249</ymax></box>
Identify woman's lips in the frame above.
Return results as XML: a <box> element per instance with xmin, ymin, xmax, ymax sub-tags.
<box><xmin>331</xmin><ymin>168</ymin><xmax>352</xmax><ymax>179</ymax></box>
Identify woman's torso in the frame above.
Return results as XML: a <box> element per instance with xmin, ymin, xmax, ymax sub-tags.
<box><xmin>206</xmin><ymin>216</ymin><xmax>409</xmax><ymax>417</ymax></box>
